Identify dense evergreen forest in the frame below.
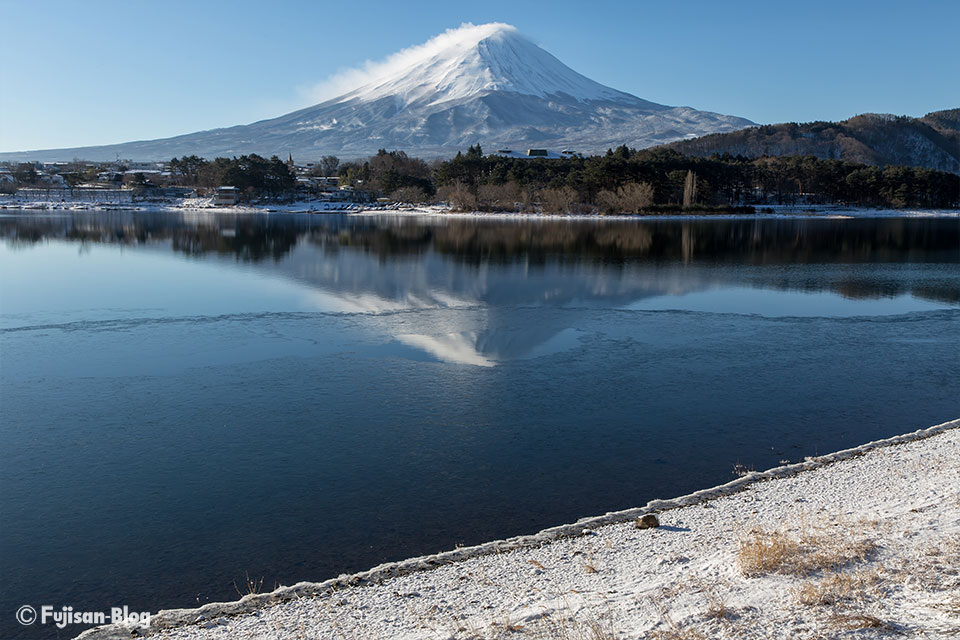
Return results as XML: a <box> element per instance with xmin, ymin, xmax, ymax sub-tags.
<box><xmin>167</xmin><ymin>154</ymin><xmax>296</xmax><ymax>194</ymax></box>
<box><xmin>160</xmin><ymin>146</ymin><xmax>960</xmax><ymax>212</ymax></box>
<box><xmin>429</xmin><ymin>145</ymin><xmax>959</xmax><ymax>212</ymax></box>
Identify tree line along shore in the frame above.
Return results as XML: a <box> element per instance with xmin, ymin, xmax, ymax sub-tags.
<box><xmin>4</xmin><ymin>145</ymin><xmax>958</xmax><ymax>213</ymax></box>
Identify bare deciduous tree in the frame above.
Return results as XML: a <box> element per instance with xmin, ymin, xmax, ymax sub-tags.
<box><xmin>539</xmin><ymin>187</ymin><xmax>579</xmax><ymax>213</ymax></box>
<box><xmin>320</xmin><ymin>156</ymin><xmax>340</xmax><ymax>176</ymax></box>
<box><xmin>390</xmin><ymin>186</ymin><xmax>427</xmax><ymax>203</ymax></box>
<box><xmin>477</xmin><ymin>181</ymin><xmax>520</xmax><ymax>211</ymax></box>
<box><xmin>436</xmin><ymin>180</ymin><xmax>477</xmax><ymax>211</ymax></box>
<box><xmin>683</xmin><ymin>170</ymin><xmax>698</xmax><ymax>208</ymax></box>
<box><xmin>596</xmin><ymin>181</ymin><xmax>654</xmax><ymax>213</ymax></box>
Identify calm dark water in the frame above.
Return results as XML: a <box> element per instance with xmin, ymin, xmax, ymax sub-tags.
<box><xmin>1</xmin><ymin>211</ymin><xmax>958</xmax><ymax>638</ymax></box>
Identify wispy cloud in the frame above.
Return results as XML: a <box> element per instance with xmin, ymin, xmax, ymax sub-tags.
<box><xmin>298</xmin><ymin>22</ymin><xmax>516</xmax><ymax>104</ymax></box>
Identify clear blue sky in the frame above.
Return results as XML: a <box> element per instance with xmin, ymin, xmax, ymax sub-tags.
<box><xmin>1</xmin><ymin>0</ymin><xmax>957</xmax><ymax>152</ymax></box>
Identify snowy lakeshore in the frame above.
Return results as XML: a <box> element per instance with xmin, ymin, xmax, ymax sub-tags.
<box><xmin>384</xmin><ymin>204</ymin><xmax>960</xmax><ymax>221</ymax></box>
<box><xmin>78</xmin><ymin>419</ymin><xmax>960</xmax><ymax>640</ymax></box>
<box><xmin>2</xmin><ymin>194</ymin><xmax>958</xmax><ymax>220</ymax></box>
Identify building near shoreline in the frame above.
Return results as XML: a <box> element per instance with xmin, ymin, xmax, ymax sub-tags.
<box><xmin>489</xmin><ymin>148</ymin><xmax>580</xmax><ymax>159</ymax></box>
<box><xmin>10</xmin><ymin>187</ymin><xmax>134</xmax><ymax>203</ymax></box>
<box><xmin>214</xmin><ymin>186</ymin><xmax>240</xmax><ymax>206</ymax></box>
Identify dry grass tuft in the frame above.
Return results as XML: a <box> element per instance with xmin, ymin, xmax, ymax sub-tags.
<box><xmin>738</xmin><ymin>526</ymin><xmax>876</xmax><ymax>577</ymax></box>
<box><xmin>792</xmin><ymin>569</ymin><xmax>882</xmax><ymax>607</ymax></box>
<box><xmin>490</xmin><ymin>615</ymin><xmax>525</xmax><ymax>633</ymax></box>
<box><xmin>582</xmin><ymin>548</ymin><xmax>599</xmax><ymax>574</ymax></box>
<box><xmin>703</xmin><ymin>589</ymin><xmax>733</xmax><ymax>622</ymax></box>
<box><xmin>830</xmin><ymin>612</ymin><xmax>892</xmax><ymax>630</ymax></box>
<box><xmin>527</xmin><ymin>613</ymin><xmax>617</xmax><ymax>640</ymax></box>
<box><xmin>233</xmin><ymin>571</ymin><xmax>265</xmax><ymax>597</ymax></box>
<box><xmin>648</xmin><ymin>626</ymin><xmax>708</xmax><ymax>640</ymax></box>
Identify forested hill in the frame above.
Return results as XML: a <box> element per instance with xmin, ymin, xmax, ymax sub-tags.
<box><xmin>661</xmin><ymin>109</ymin><xmax>960</xmax><ymax>174</ymax></box>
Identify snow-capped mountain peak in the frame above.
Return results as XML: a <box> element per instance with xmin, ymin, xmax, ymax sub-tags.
<box><xmin>338</xmin><ymin>22</ymin><xmax>627</xmax><ymax>108</ymax></box>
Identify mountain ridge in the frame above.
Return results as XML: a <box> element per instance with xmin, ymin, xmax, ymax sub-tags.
<box><xmin>659</xmin><ymin>109</ymin><xmax>960</xmax><ymax>173</ymax></box>
<box><xmin>0</xmin><ymin>23</ymin><xmax>754</xmax><ymax>162</ymax></box>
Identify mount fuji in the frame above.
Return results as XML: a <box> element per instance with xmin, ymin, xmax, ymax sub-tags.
<box><xmin>2</xmin><ymin>23</ymin><xmax>755</xmax><ymax>162</ymax></box>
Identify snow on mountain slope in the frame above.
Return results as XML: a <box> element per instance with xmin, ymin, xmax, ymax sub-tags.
<box><xmin>335</xmin><ymin>23</ymin><xmax>634</xmax><ymax>107</ymax></box>
<box><xmin>0</xmin><ymin>23</ymin><xmax>754</xmax><ymax>161</ymax></box>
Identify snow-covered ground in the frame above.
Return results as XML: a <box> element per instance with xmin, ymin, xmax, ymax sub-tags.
<box><xmin>0</xmin><ymin>195</ymin><xmax>372</xmax><ymax>214</ymax></box>
<box><xmin>2</xmin><ymin>195</ymin><xmax>957</xmax><ymax>219</ymax></box>
<box><xmin>392</xmin><ymin>204</ymin><xmax>960</xmax><ymax>220</ymax></box>
<box><xmin>79</xmin><ymin>419</ymin><xmax>960</xmax><ymax>640</ymax></box>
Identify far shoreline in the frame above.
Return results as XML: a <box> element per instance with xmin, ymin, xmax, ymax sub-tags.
<box><xmin>1</xmin><ymin>198</ymin><xmax>958</xmax><ymax>220</ymax></box>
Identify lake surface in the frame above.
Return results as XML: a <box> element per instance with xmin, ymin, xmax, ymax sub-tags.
<box><xmin>1</xmin><ymin>211</ymin><xmax>958</xmax><ymax>638</ymax></box>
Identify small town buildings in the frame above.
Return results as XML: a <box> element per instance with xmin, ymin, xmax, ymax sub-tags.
<box><xmin>98</xmin><ymin>171</ymin><xmax>125</xmax><ymax>184</ymax></box>
<box><xmin>315</xmin><ymin>177</ymin><xmax>340</xmax><ymax>189</ymax></box>
<box><xmin>13</xmin><ymin>187</ymin><xmax>134</xmax><ymax>204</ymax></box>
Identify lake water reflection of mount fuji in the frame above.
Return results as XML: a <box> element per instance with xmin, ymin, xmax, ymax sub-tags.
<box><xmin>1</xmin><ymin>211</ymin><xmax>958</xmax><ymax>639</ymax></box>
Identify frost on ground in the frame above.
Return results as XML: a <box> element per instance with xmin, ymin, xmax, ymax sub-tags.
<box><xmin>399</xmin><ymin>205</ymin><xmax>960</xmax><ymax>220</ymax></box>
<box><xmin>3</xmin><ymin>193</ymin><xmax>958</xmax><ymax>219</ymax></box>
<box><xmin>81</xmin><ymin>423</ymin><xmax>960</xmax><ymax>640</ymax></box>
